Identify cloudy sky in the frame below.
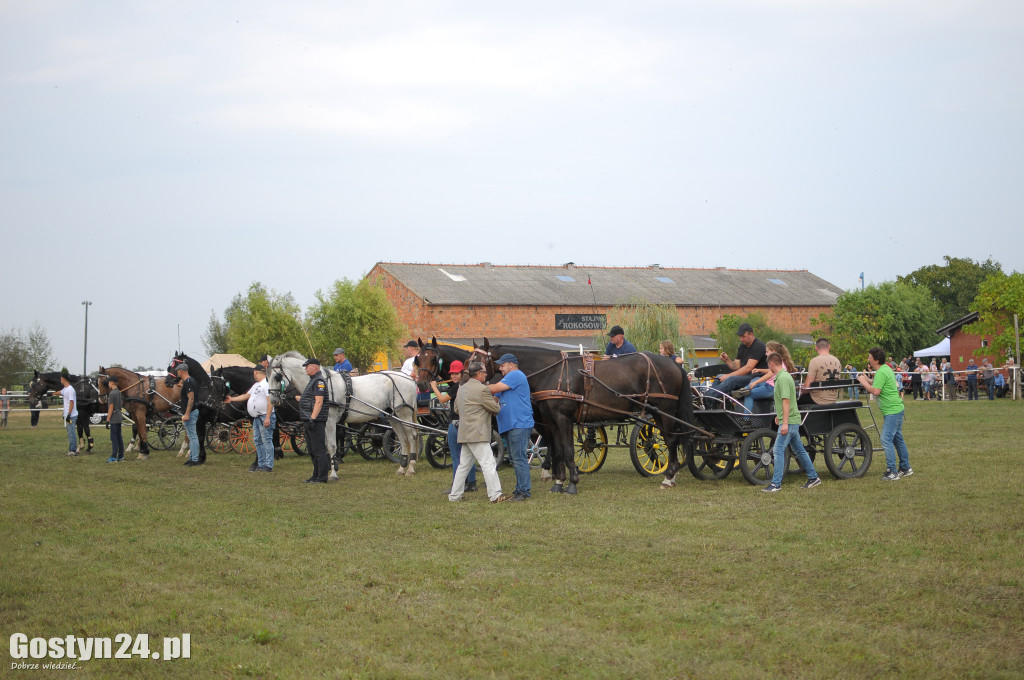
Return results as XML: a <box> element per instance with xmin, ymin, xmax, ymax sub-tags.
<box><xmin>2</xmin><ymin>0</ymin><xmax>1022</xmax><ymax>372</ymax></box>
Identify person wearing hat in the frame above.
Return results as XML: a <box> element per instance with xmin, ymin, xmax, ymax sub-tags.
<box><xmin>400</xmin><ymin>340</ymin><xmax>419</xmax><ymax>376</ymax></box>
<box><xmin>452</xmin><ymin>361</ymin><xmax>509</xmax><ymax>503</ymax></box>
<box><xmin>59</xmin><ymin>371</ymin><xmax>78</xmax><ymax>456</ymax></box>
<box><xmin>298</xmin><ymin>357</ymin><xmax>330</xmax><ymax>483</ymax></box>
<box><xmin>333</xmin><ymin>348</ymin><xmax>353</xmax><ymax>373</ymax></box>
<box><xmin>224</xmin><ymin>365</ymin><xmax>276</xmax><ymax>472</ymax></box>
<box><xmin>175</xmin><ymin>363</ymin><xmax>202</xmax><ymax>467</ymax></box>
<box><xmin>710</xmin><ymin>322</ymin><xmax>767</xmax><ymax>399</ymax></box>
<box><xmin>605</xmin><ymin>325</ymin><xmax>637</xmax><ymax>357</ymax></box>
<box><xmin>489</xmin><ymin>353</ymin><xmax>535</xmax><ymax>501</ymax></box>
<box><xmin>429</xmin><ymin>359</ymin><xmax>477</xmax><ymax>493</ymax></box>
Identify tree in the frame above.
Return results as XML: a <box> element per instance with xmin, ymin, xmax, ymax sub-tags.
<box><xmin>897</xmin><ymin>256</ymin><xmax>1002</xmax><ymax>325</ymax></box>
<box><xmin>24</xmin><ymin>322</ymin><xmax>57</xmax><ymax>373</ymax></box>
<box><xmin>812</xmin><ymin>282</ymin><xmax>942</xmax><ymax>369</ymax></box>
<box><xmin>223</xmin><ymin>283</ymin><xmax>307</xmax><ymax>360</ymax></box>
<box><xmin>306</xmin><ymin>278</ymin><xmax>405</xmax><ymax>372</ymax></box>
<box><xmin>0</xmin><ymin>328</ymin><xmax>27</xmax><ymax>388</ymax></box>
<box><xmin>964</xmin><ymin>271</ymin><xmax>1024</xmax><ymax>360</ymax></box>
<box><xmin>201</xmin><ymin>310</ymin><xmax>229</xmax><ymax>356</ymax></box>
<box><xmin>592</xmin><ymin>299</ymin><xmax>695</xmax><ymax>364</ymax></box>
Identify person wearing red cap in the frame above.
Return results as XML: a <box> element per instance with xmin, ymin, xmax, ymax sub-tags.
<box><xmin>429</xmin><ymin>359</ymin><xmax>477</xmax><ymax>493</ymax></box>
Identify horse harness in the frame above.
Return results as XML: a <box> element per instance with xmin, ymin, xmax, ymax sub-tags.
<box><xmin>529</xmin><ymin>352</ymin><xmax>679</xmax><ymax>423</ymax></box>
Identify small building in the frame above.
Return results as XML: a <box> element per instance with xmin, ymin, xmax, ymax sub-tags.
<box><xmin>935</xmin><ymin>312</ymin><xmax>998</xmax><ymax>371</ymax></box>
<box><xmin>369</xmin><ymin>262</ymin><xmax>843</xmax><ymax>356</ymax></box>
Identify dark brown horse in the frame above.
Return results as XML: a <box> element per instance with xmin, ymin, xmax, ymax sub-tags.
<box><xmin>97</xmin><ymin>366</ymin><xmax>182</xmax><ymax>460</ymax></box>
<box><xmin>416</xmin><ymin>337</ymin><xmax>695</xmax><ymax>493</ymax></box>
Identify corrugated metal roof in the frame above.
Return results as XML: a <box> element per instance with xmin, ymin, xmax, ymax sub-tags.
<box><xmin>376</xmin><ymin>263</ymin><xmax>844</xmax><ymax>307</ymax></box>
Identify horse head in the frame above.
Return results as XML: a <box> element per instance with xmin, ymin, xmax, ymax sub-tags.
<box><xmin>27</xmin><ymin>371</ymin><xmax>48</xmax><ymax>403</ymax></box>
<box><xmin>470</xmin><ymin>339</ymin><xmax>497</xmax><ymax>381</ymax></box>
<box><xmin>413</xmin><ymin>337</ymin><xmax>445</xmax><ymax>391</ymax></box>
<box><xmin>266</xmin><ymin>352</ymin><xmax>305</xmax><ymax>407</ymax></box>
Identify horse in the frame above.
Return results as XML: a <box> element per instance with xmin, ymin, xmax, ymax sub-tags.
<box><xmin>266</xmin><ymin>352</ymin><xmax>419</xmax><ymax>480</ymax></box>
<box><xmin>473</xmin><ymin>339</ymin><xmax>695</xmax><ymax>493</ymax></box>
<box><xmin>96</xmin><ymin>366</ymin><xmax>182</xmax><ymax>460</ymax></box>
<box><xmin>28</xmin><ymin>371</ymin><xmax>101</xmax><ymax>452</ymax></box>
<box><xmin>167</xmin><ymin>353</ymin><xmax>221</xmax><ymax>462</ymax></box>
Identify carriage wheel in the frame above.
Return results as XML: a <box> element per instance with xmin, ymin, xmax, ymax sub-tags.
<box><xmin>353</xmin><ymin>423</ymin><xmax>385</xmax><ymax>461</ymax></box>
<box><xmin>289</xmin><ymin>430</ymin><xmax>306</xmax><ymax>455</ymax></box>
<box><xmin>157</xmin><ymin>420</ymin><xmax>182</xmax><ymax>450</ymax></box>
<box><xmin>489</xmin><ymin>429</ymin><xmax>507</xmax><ymax>468</ymax></box>
<box><xmin>527</xmin><ymin>427</ymin><xmax>548</xmax><ymax>468</ymax></box>
<box><xmin>230</xmin><ymin>422</ymin><xmax>255</xmax><ymax>454</ymax></box>
<box><xmin>787</xmin><ymin>434</ymin><xmax>818</xmax><ymax>475</ymax></box>
<box><xmin>205</xmin><ymin>423</ymin><xmax>232</xmax><ymax>453</ymax></box>
<box><xmin>382</xmin><ymin>429</ymin><xmax>402</xmax><ymax>464</ymax></box>
<box><xmin>686</xmin><ymin>440</ymin><xmax>735</xmax><ymax>480</ymax></box>
<box><xmin>425</xmin><ymin>434</ymin><xmax>451</xmax><ymax>469</ymax></box>
<box><xmin>572</xmin><ymin>425</ymin><xmax>607</xmax><ymax>474</ymax></box>
<box><xmin>739</xmin><ymin>428</ymin><xmax>788</xmax><ymax>486</ymax></box>
<box><xmin>146</xmin><ymin>422</ymin><xmax>165</xmax><ymax>450</ymax></box>
<box><xmin>824</xmin><ymin>424</ymin><xmax>872</xmax><ymax>479</ymax></box>
<box><xmin>629</xmin><ymin>423</ymin><xmax>667</xmax><ymax>477</ymax></box>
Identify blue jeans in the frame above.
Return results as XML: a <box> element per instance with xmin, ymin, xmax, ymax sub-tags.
<box><xmin>253</xmin><ymin>413</ymin><xmax>276</xmax><ymax>469</ymax></box>
<box><xmin>505</xmin><ymin>427</ymin><xmax>532</xmax><ymax>497</ymax></box>
<box><xmin>986</xmin><ymin>378</ymin><xmax>995</xmax><ymax>400</ymax></box>
<box><xmin>771</xmin><ymin>427</ymin><xmax>817</xmax><ymax>487</ymax></box>
<box><xmin>110</xmin><ymin>423</ymin><xmax>124</xmax><ymax>459</ymax></box>
<box><xmin>880</xmin><ymin>410</ymin><xmax>910</xmax><ymax>473</ymax></box>
<box><xmin>448</xmin><ymin>421</ymin><xmax>475</xmax><ymax>485</ymax></box>
<box><xmin>183</xmin><ymin>409</ymin><xmax>200</xmax><ymax>462</ymax></box>
<box><xmin>710</xmin><ymin>374</ymin><xmax>755</xmax><ymax>400</ymax></box>
<box><xmin>65</xmin><ymin>415</ymin><xmax>78</xmax><ymax>452</ymax></box>
<box><xmin>744</xmin><ymin>382</ymin><xmax>775</xmax><ymax>412</ymax></box>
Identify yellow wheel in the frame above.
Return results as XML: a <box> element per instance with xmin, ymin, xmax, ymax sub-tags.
<box><xmin>574</xmin><ymin>425</ymin><xmax>608</xmax><ymax>473</ymax></box>
<box><xmin>629</xmin><ymin>423</ymin><xmax>669</xmax><ymax>477</ymax></box>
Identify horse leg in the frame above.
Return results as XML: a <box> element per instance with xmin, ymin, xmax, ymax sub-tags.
<box><xmin>273</xmin><ymin>426</ymin><xmax>284</xmax><ymax>460</ymax></box>
<box><xmin>196</xmin><ymin>417</ymin><xmax>207</xmax><ymax>463</ymax></box>
<box><xmin>395</xmin><ymin>418</ymin><xmax>416</xmax><ymax>476</ymax></box>
<box><xmin>548</xmin><ymin>418</ymin><xmax>572</xmax><ymax>493</ymax></box>
<box><xmin>135</xmin><ymin>409</ymin><xmax>150</xmax><ymax>460</ymax></box>
<box><xmin>326</xmin><ymin>411</ymin><xmax>340</xmax><ymax>481</ymax></box>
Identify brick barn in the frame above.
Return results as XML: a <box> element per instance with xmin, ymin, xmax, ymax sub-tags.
<box><xmin>368</xmin><ymin>263</ymin><xmax>844</xmax><ymax>357</ymax></box>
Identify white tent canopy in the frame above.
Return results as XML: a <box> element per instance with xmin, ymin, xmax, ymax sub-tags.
<box><xmin>913</xmin><ymin>337</ymin><xmax>950</xmax><ymax>358</ymax></box>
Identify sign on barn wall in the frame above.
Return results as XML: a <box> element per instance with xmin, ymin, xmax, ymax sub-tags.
<box><xmin>554</xmin><ymin>314</ymin><xmax>606</xmax><ymax>331</ymax></box>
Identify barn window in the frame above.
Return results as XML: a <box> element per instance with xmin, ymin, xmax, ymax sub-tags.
<box><xmin>556</xmin><ymin>275</ymin><xmax>575</xmax><ymax>282</ymax></box>
<box><xmin>655</xmin><ymin>276</ymin><xmax>674</xmax><ymax>283</ymax></box>
<box><xmin>767</xmin><ymin>278</ymin><xmax>788</xmax><ymax>286</ymax></box>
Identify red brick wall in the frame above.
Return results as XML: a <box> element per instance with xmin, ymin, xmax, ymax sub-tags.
<box><xmin>369</xmin><ymin>266</ymin><xmax>833</xmax><ymax>341</ymax></box>
<box><xmin>949</xmin><ymin>329</ymin><xmax>995</xmax><ymax>371</ymax></box>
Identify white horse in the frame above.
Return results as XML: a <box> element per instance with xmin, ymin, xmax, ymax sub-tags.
<box><xmin>266</xmin><ymin>352</ymin><xmax>420</xmax><ymax>479</ymax></box>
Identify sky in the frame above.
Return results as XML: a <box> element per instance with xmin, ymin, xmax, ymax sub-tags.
<box><xmin>2</xmin><ymin>0</ymin><xmax>1022</xmax><ymax>373</ymax></box>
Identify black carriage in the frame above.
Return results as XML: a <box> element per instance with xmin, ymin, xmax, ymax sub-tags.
<box><xmin>687</xmin><ymin>365</ymin><xmax>877</xmax><ymax>485</ymax></box>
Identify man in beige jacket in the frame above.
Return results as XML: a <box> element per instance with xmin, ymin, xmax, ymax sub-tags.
<box><xmin>450</xmin><ymin>362</ymin><xmax>509</xmax><ymax>503</ymax></box>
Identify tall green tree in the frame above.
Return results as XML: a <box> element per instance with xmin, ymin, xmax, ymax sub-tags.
<box><xmin>812</xmin><ymin>282</ymin><xmax>942</xmax><ymax>369</ymax></box>
<box><xmin>0</xmin><ymin>323</ymin><xmax>57</xmax><ymax>387</ymax></box>
<box><xmin>306</xmin><ymin>278</ymin><xmax>404</xmax><ymax>372</ymax></box>
<box><xmin>223</xmin><ymin>283</ymin><xmax>307</xmax><ymax>361</ymax></box>
<box><xmin>24</xmin><ymin>322</ymin><xmax>57</xmax><ymax>374</ymax></box>
<box><xmin>964</xmin><ymin>271</ymin><xmax>1024</xmax><ymax>360</ymax></box>
<box><xmin>592</xmin><ymin>299</ymin><xmax>694</xmax><ymax>364</ymax></box>
<box><xmin>201</xmin><ymin>310</ymin><xmax>230</xmax><ymax>356</ymax></box>
<box><xmin>897</xmin><ymin>256</ymin><xmax>1002</xmax><ymax>325</ymax></box>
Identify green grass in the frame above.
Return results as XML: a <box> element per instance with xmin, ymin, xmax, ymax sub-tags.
<box><xmin>2</xmin><ymin>400</ymin><xmax>1023</xmax><ymax>679</ymax></box>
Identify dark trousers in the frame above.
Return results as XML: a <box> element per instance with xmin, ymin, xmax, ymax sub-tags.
<box><xmin>110</xmin><ymin>423</ymin><xmax>125</xmax><ymax>459</ymax></box>
<box><xmin>985</xmin><ymin>378</ymin><xmax>995</xmax><ymax>400</ymax></box>
<box><xmin>30</xmin><ymin>410</ymin><xmax>40</xmax><ymax>426</ymax></box>
<box><xmin>967</xmin><ymin>378</ymin><xmax>978</xmax><ymax>400</ymax></box>
<box><xmin>304</xmin><ymin>420</ymin><xmax>329</xmax><ymax>481</ymax></box>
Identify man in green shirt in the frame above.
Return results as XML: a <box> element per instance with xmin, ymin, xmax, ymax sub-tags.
<box><xmin>858</xmin><ymin>347</ymin><xmax>913</xmax><ymax>481</ymax></box>
<box><xmin>763</xmin><ymin>352</ymin><xmax>821</xmax><ymax>492</ymax></box>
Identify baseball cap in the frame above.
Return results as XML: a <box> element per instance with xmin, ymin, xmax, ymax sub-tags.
<box><xmin>333</xmin><ymin>347</ymin><xmax>345</xmax><ymax>355</ymax></box>
<box><xmin>302</xmin><ymin>357</ymin><xmax>321</xmax><ymax>367</ymax></box>
<box><xmin>448</xmin><ymin>360</ymin><xmax>465</xmax><ymax>375</ymax></box>
<box><xmin>608</xmin><ymin>325</ymin><xmax>624</xmax><ymax>336</ymax></box>
<box><xmin>496</xmin><ymin>353</ymin><xmax>519</xmax><ymax>365</ymax></box>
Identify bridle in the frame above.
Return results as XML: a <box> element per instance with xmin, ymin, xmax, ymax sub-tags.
<box><xmin>413</xmin><ymin>346</ymin><xmax>444</xmax><ymax>386</ymax></box>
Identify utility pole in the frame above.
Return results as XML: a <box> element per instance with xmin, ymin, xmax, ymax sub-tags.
<box><xmin>82</xmin><ymin>301</ymin><xmax>92</xmax><ymax>377</ymax></box>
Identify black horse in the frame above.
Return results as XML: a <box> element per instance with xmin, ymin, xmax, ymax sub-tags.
<box><xmin>167</xmin><ymin>353</ymin><xmax>220</xmax><ymax>463</ymax></box>
<box><xmin>28</xmin><ymin>371</ymin><xmax>101</xmax><ymax>452</ymax></box>
<box><xmin>477</xmin><ymin>339</ymin><xmax>694</xmax><ymax>494</ymax></box>
<box><xmin>212</xmin><ymin>365</ymin><xmax>295</xmax><ymax>460</ymax></box>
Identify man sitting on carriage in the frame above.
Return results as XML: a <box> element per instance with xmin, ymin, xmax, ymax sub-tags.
<box><xmin>710</xmin><ymin>322</ymin><xmax>767</xmax><ymax>398</ymax></box>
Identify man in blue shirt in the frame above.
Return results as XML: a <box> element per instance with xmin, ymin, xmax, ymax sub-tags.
<box><xmin>489</xmin><ymin>354</ymin><xmax>534</xmax><ymax>501</ymax></box>
<box><xmin>332</xmin><ymin>348</ymin><xmax>353</xmax><ymax>373</ymax></box>
<box><xmin>605</xmin><ymin>325</ymin><xmax>637</xmax><ymax>356</ymax></box>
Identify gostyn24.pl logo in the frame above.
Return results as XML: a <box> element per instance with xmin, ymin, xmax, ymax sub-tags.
<box><xmin>9</xmin><ymin>633</ymin><xmax>190</xmax><ymax>665</ymax></box>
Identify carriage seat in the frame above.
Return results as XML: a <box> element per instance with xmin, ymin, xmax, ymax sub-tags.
<box><xmin>800</xmin><ymin>400</ymin><xmax>862</xmax><ymax>411</ymax></box>
<box><xmin>693</xmin><ymin>364</ymin><xmax>730</xmax><ymax>380</ymax></box>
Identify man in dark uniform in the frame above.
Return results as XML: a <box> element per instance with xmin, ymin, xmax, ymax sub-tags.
<box><xmin>298</xmin><ymin>357</ymin><xmax>330</xmax><ymax>484</ymax></box>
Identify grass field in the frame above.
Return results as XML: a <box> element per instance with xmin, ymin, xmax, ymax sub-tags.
<box><xmin>2</xmin><ymin>399</ymin><xmax>1023</xmax><ymax>679</ymax></box>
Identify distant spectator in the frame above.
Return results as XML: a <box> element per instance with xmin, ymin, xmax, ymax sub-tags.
<box><xmin>844</xmin><ymin>364</ymin><xmax>858</xmax><ymax>400</ymax></box>
<box><xmin>994</xmin><ymin>371</ymin><xmax>1007</xmax><ymax>398</ymax></box>
<box><xmin>0</xmin><ymin>387</ymin><xmax>10</xmax><ymax>428</ymax></box>
<box><xmin>942</xmin><ymin>359</ymin><xmax>956</xmax><ymax>401</ymax></box>
<box><xmin>981</xmin><ymin>357</ymin><xmax>995</xmax><ymax>400</ymax></box>
<box><xmin>919</xmin><ymin>362</ymin><xmax>933</xmax><ymax>401</ymax></box>
<box><xmin>400</xmin><ymin>341</ymin><xmax>418</xmax><ymax>376</ymax></box>
<box><xmin>966</xmin><ymin>358</ymin><xmax>979</xmax><ymax>401</ymax></box>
